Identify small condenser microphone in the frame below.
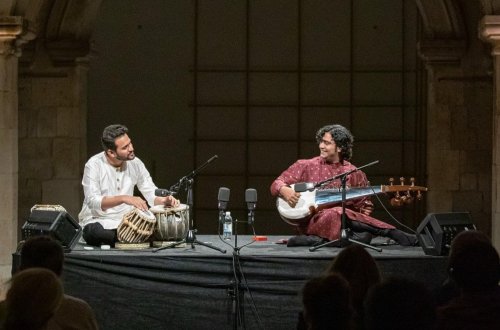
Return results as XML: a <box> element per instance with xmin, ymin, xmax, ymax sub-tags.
<box><xmin>245</xmin><ymin>188</ymin><xmax>257</xmax><ymax>225</ymax></box>
<box><xmin>155</xmin><ymin>188</ymin><xmax>174</xmax><ymax>196</ymax></box>
<box><xmin>218</xmin><ymin>187</ymin><xmax>230</xmax><ymax>223</ymax></box>
<box><xmin>293</xmin><ymin>182</ymin><xmax>316</xmax><ymax>192</ymax></box>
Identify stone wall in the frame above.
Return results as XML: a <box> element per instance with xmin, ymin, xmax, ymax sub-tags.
<box><xmin>0</xmin><ymin>14</ymin><xmax>23</xmax><ymax>289</ymax></box>
<box><xmin>17</xmin><ymin>54</ymin><xmax>88</xmax><ymax>233</ymax></box>
<box><xmin>418</xmin><ymin>0</ymin><xmax>494</xmax><ymax>237</ymax></box>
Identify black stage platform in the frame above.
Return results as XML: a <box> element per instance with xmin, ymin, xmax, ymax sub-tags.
<box><xmin>56</xmin><ymin>235</ymin><xmax>446</xmax><ymax>330</ymax></box>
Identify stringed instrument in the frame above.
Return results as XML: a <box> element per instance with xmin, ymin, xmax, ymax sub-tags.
<box><xmin>277</xmin><ymin>178</ymin><xmax>427</xmax><ymax>226</ymax></box>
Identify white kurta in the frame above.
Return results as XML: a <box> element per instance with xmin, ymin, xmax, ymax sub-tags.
<box><xmin>78</xmin><ymin>152</ymin><xmax>157</xmax><ymax>229</ymax></box>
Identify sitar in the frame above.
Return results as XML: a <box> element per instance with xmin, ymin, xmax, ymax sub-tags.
<box><xmin>277</xmin><ymin>183</ymin><xmax>427</xmax><ymax>226</ymax></box>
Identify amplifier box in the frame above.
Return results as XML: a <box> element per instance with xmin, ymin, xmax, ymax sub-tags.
<box><xmin>22</xmin><ymin>210</ymin><xmax>82</xmax><ymax>251</ymax></box>
<box><xmin>417</xmin><ymin>212</ymin><xmax>475</xmax><ymax>256</ymax></box>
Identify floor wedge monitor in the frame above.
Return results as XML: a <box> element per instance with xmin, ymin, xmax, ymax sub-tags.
<box><xmin>416</xmin><ymin>212</ymin><xmax>475</xmax><ymax>256</ymax></box>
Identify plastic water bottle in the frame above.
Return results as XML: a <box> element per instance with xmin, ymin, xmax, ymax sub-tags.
<box><xmin>223</xmin><ymin>211</ymin><xmax>232</xmax><ymax>240</ymax></box>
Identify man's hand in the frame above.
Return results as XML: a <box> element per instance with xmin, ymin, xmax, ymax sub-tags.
<box><xmin>123</xmin><ymin>196</ymin><xmax>149</xmax><ymax>211</ymax></box>
<box><xmin>101</xmin><ymin>195</ymin><xmax>148</xmax><ymax>212</ymax></box>
<box><xmin>155</xmin><ymin>195</ymin><xmax>180</xmax><ymax>208</ymax></box>
<box><xmin>359</xmin><ymin>200</ymin><xmax>374</xmax><ymax>216</ymax></box>
<box><xmin>280</xmin><ymin>186</ymin><xmax>301</xmax><ymax>208</ymax></box>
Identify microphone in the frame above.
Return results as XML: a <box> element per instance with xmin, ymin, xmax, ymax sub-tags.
<box><xmin>294</xmin><ymin>182</ymin><xmax>316</xmax><ymax>192</ymax></box>
<box><xmin>218</xmin><ymin>187</ymin><xmax>230</xmax><ymax>223</ymax></box>
<box><xmin>155</xmin><ymin>188</ymin><xmax>174</xmax><ymax>196</ymax></box>
<box><xmin>245</xmin><ymin>188</ymin><xmax>257</xmax><ymax>225</ymax></box>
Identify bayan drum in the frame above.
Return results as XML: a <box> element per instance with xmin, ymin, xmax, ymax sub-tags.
<box><xmin>117</xmin><ymin>208</ymin><xmax>156</xmax><ymax>245</ymax></box>
<box><xmin>150</xmin><ymin>204</ymin><xmax>189</xmax><ymax>242</ymax></box>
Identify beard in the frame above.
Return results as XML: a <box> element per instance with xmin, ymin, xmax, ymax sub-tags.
<box><xmin>116</xmin><ymin>152</ymin><xmax>135</xmax><ymax>161</ymax></box>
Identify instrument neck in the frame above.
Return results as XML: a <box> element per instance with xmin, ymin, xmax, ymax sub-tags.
<box><xmin>315</xmin><ymin>186</ymin><xmax>382</xmax><ymax>206</ymax></box>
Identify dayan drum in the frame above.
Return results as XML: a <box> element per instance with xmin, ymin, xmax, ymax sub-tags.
<box><xmin>117</xmin><ymin>208</ymin><xmax>156</xmax><ymax>244</ymax></box>
<box><xmin>150</xmin><ymin>204</ymin><xmax>189</xmax><ymax>241</ymax></box>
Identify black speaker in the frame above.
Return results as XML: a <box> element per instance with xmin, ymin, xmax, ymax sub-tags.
<box><xmin>22</xmin><ymin>209</ymin><xmax>82</xmax><ymax>251</ymax></box>
<box><xmin>416</xmin><ymin>212</ymin><xmax>476</xmax><ymax>256</ymax></box>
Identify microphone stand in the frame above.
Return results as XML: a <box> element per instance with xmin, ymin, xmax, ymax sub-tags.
<box><xmin>229</xmin><ymin>217</ymin><xmax>243</xmax><ymax>329</ymax></box>
<box><xmin>309</xmin><ymin>161</ymin><xmax>382</xmax><ymax>252</ymax></box>
<box><xmin>227</xmin><ymin>213</ymin><xmax>255</xmax><ymax>329</ymax></box>
<box><xmin>154</xmin><ymin>156</ymin><xmax>226</xmax><ymax>253</ymax></box>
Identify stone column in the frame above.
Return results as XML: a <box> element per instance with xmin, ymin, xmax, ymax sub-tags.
<box><xmin>0</xmin><ymin>16</ymin><xmax>23</xmax><ymax>283</ymax></box>
<box><xmin>480</xmin><ymin>15</ymin><xmax>500</xmax><ymax>246</ymax></box>
<box><xmin>418</xmin><ymin>39</ymin><xmax>466</xmax><ymax>209</ymax></box>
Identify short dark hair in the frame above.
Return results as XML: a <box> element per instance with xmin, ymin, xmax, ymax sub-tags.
<box><xmin>315</xmin><ymin>124</ymin><xmax>354</xmax><ymax>161</ymax></box>
<box><xmin>448</xmin><ymin>231</ymin><xmax>500</xmax><ymax>290</ymax></box>
<box><xmin>101</xmin><ymin>124</ymin><xmax>129</xmax><ymax>151</ymax></box>
<box><xmin>364</xmin><ymin>277</ymin><xmax>436</xmax><ymax>330</ymax></box>
<box><xmin>19</xmin><ymin>236</ymin><xmax>64</xmax><ymax>277</ymax></box>
<box><xmin>302</xmin><ymin>273</ymin><xmax>353</xmax><ymax>329</ymax></box>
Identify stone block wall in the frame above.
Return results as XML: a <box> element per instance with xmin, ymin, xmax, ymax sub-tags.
<box><xmin>17</xmin><ymin>61</ymin><xmax>88</xmax><ymax>235</ymax></box>
<box><xmin>425</xmin><ymin>67</ymin><xmax>493</xmax><ymax>234</ymax></box>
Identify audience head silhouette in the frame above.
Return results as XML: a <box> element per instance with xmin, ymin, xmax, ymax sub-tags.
<box><xmin>2</xmin><ymin>267</ymin><xmax>63</xmax><ymax>330</ymax></box>
<box><xmin>19</xmin><ymin>235</ymin><xmax>64</xmax><ymax>276</ymax></box>
<box><xmin>437</xmin><ymin>230</ymin><xmax>500</xmax><ymax>330</ymax></box>
<box><xmin>364</xmin><ymin>277</ymin><xmax>436</xmax><ymax>330</ymax></box>
<box><xmin>327</xmin><ymin>244</ymin><xmax>381</xmax><ymax>309</ymax></box>
<box><xmin>302</xmin><ymin>273</ymin><xmax>354</xmax><ymax>330</ymax></box>
<box><xmin>8</xmin><ymin>235</ymin><xmax>100</xmax><ymax>330</ymax></box>
<box><xmin>447</xmin><ymin>230</ymin><xmax>500</xmax><ymax>292</ymax></box>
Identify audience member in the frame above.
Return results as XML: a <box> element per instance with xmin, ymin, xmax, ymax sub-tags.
<box><xmin>300</xmin><ymin>273</ymin><xmax>354</xmax><ymax>330</ymax></box>
<box><xmin>364</xmin><ymin>277</ymin><xmax>436</xmax><ymax>330</ymax></box>
<box><xmin>326</xmin><ymin>244</ymin><xmax>381</xmax><ymax>329</ymax></box>
<box><xmin>14</xmin><ymin>235</ymin><xmax>99</xmax><ymax>329</ymax></box>
<box><xmin>0</xmin><ymin>267</ymin><xmax>63</xmax><ymax>330</ymax></box>
<box><xmin>436</xmin><ymin>230</ymin><xmax>500</xmax><ymax>330</ymax></box>
<box><xmin>436</xmin><ymin>229</ymin><xmax>492</xmax><ymax>306</ymax></box>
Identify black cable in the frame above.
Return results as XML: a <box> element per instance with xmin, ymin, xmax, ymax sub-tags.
<box><xmin>235</xmin><ymin>233</ymin><xmax>265</xmax><ymax>329</ymax></box>
<box><xmin>370</xmin><ymin>186</ymin><xmax>417</xmax><ymax>234</ymax></box>
<box><xmin>220</xmin><ymin>218</ymin><xmax>264</xmax><ymax>329</ymax></box>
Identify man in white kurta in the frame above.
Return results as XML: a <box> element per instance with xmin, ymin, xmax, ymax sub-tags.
<box><xmin>78</xmin><ymin>124</ymin><xmax>178</xmax><ymax>246</ymax></box>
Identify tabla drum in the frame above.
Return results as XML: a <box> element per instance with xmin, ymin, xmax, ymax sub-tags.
<box><xmin>30</xmin><ymin>204</ymin><xmax>67</xmax><ymax>213</ymax></box>
<box><xmin>117</xmin><ymin>208</ymin><xmax>156</xmax><ymax>244</ymax></box>
<box><xmin>150</xmin><ymin>204</ymin><xmax>189</xmax><ymax>242</ymax></box>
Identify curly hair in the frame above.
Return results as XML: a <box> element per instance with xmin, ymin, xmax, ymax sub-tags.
<box><xmin>101</xmin><ymin>124</ymin><xmax>129</xmax><ymax>151</ymax></box>
<box><xmin>315</xmin><ymin>124</ymin><xmax>354</xmax><ymax>161</ymax></box>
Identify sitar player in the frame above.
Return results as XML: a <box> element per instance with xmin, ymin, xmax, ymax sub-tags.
<box><xmin>270</xmin><ymin>124</ymin><xmax>418</xmax><ymax>247</ymax></box>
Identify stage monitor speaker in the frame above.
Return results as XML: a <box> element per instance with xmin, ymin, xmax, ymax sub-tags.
<box><xmin>416</xmin><ymin>212</ymin><xmax>476</xmax><ymax>256</ymax></box>
<box><xmin>22</xmin><ymin>209</ymin><xmax>82</xmax><ymax>252</ymax></box>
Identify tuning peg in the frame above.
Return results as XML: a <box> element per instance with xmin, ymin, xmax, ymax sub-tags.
<box><xmin>417</xmin><ymin>190</ymin><xmax>423</xmax><ymax>200</ymax></box>
<box><xmin>405</xmin><ymin>193</ymin><xmax>414</xmax><ymax>204</ymax></box>
<box><xmin>389</xmin><ymin>178</ymin><xmax>394</xmax><ymax>186</ymax></box>
<box><xmin>410</xmin><ymin>177</ymin><xmax>415</xmax><ymax>186</ymax></box>
<box><xmin>400</xmin><ymin>177</ymin><xmax>405</xmax><ymax>185</ymax></box>
<box><xmin>390</xmin><ymin>196</ymin><xmax>403</xmax><ymax>207</ymax></box>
